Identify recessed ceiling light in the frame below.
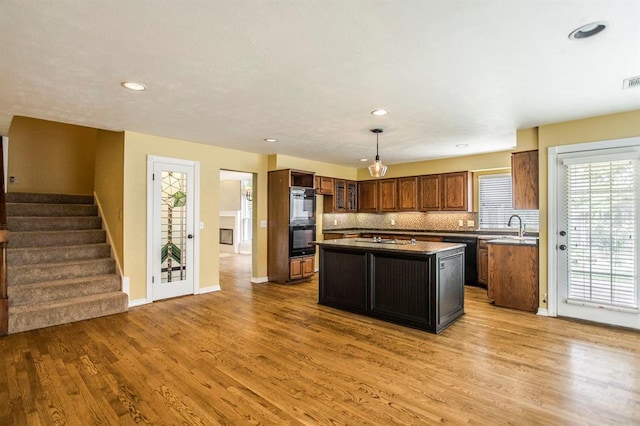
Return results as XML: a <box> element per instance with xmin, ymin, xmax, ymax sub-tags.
<box><xmin>371</xmin><ymin>109</ymin><xmax>388</xmax><ymax>116</ymax></box>
<box><xmin>359</xmin><ymin>158</ymin><xmax>369</xmax><ymax>162</ymax></box>
<box><xmin>121</xmin><ymin>81</ymin><xmax>147</xmax><ymax>91</ymax></box>
<box><xmin>456</xmin><ymin>144</ymin><xmax>469</xmax><ymax>148</ymax></box>
<box><xmin>569</xmin><ymin>21</ymin><xmax>607</xmax><ymax>40</ymax></box>
<box><xmin>264</xmin><ymin>138</ymin><xmax>277</xmax><ymax>143</ymax></box>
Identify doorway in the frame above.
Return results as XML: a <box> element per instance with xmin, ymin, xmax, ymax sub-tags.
<box><xmin>549</xmin><ymin>138</ymin><xmax>640</xmax><ymax>330</ymax></box>
<box><xmin>147</xmin><ymin>156</ymin><xmax>200</xmax><ymax>301</ymax></box>
<box><xmin>219</xmin><ymin>170</ymin><xmax>254</xmax><ymax>280</ymax></box>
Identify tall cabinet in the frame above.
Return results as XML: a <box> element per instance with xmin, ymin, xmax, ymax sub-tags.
<box><xmin>268</xmin><ymin>169</ymin><xmax>316</xmax><ymax>283</ymax></box>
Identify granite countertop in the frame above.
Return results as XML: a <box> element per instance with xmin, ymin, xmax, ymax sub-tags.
<box><xmin>322</xmin><ymin>228</ymin><xmax>531</xmax><ymax>240</ymax></box>
<box><xmin>312</xmin><ymin>238</ymin><xmax>465</xmax><ymax>255</ymax></box>
<box><xmin>486</xmin><ymin>237</ymin><xmax>539</xmax><ymax>247</ymax></box>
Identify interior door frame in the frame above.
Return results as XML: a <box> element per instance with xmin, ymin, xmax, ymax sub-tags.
<box><xmin>547</xmin><ymin>136</ymin><xmax>640</xmax><ymax>317</ymax></box>
<box><xmin>146</xmin><ymin>155</ymin><xmax>201</xmax><ymax>302</ymax></box>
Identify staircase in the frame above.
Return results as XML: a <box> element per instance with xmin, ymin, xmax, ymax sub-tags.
<box><xmin>6</xmin><ymin>193</ymin><xmax>128</xmax><ymax>334</ymax></box>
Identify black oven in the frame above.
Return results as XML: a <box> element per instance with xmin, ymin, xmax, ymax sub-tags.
<box><xmin>290</xmin><ymin>225</ymin><xmax>316</xmax><ymax>257</ymax></box>
<box><xmin>290</xmin><ymin>187</ymin><xmax>316</xmax><ymax>225</ymax></box>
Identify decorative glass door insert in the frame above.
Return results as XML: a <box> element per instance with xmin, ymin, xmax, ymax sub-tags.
<box><xmin>161</xmin><ymin>171</ymin><xmax>188</xmax><ymax>283</ymax></box>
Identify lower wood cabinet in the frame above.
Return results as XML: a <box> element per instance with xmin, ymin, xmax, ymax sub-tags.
<box><xmin>477</xmin><ymin>239</ymin><xmax>488</xmax><ymax>285</ymax></box>
<box><xmin>488</xmin><ymin>243</ymin><xmax>538</xmax><ymax>312</ymax></box>
<box><xmin>290</xmin><ymin>256</ymin><xmax>315</xmax><ymax>280</ymax></box>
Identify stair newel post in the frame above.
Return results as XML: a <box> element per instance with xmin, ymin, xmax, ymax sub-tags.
<box><xmin>0</xmin><ymin>138</ymin><xmax>8</xmax><ymax>336</ymax></box>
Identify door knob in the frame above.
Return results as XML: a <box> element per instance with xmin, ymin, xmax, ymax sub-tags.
<box><xmin>187</xmin><ymin>234</ymin><xmax>193</xmax><ymax>239</ymax></box>
<box><xmin>559</xmin><ymin>244</ymin><xmax>567</xmax><ymax>251</ymax></box>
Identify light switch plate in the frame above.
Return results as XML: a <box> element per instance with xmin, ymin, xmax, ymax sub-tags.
<box><xmin>458</xmin><ymin>220</ymin><xmax>464</xmax><ymax>226</ymax></box>
<box><xmin>260</xmin><ymin>220</ymin><xmax>267</xmax><ymax>228</ymax></box>
<box><xmin>467</xmin><ymin>220</ymin><xmax>475</xmax><ymax>227</ymax></box>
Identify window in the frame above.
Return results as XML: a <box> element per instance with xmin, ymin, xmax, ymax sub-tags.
<box><xmin>565</xmin><ymin>157</ymin><xmax>637</xmax><ymax>309</ymax></box>
<box><xmin>478</xmin><ymin>173</ymin><xmax>539</xmax><ymax>230</ymax></box>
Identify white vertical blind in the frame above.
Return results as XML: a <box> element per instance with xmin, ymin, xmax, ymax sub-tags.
<box><xmin>478</xmin><ymin>174</ymin><xmax>539</xmax><ymax>230</ymax></box>
<box><xmin>565</xmin><ymin>159</ymin><xmax>638</xmax><ymax>309</ymax></box>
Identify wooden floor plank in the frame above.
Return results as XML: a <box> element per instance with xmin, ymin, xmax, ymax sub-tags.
<box><xmin>0</xmin><ymin>253</ymin><xmax>638</xmax><ymax>424</ymax></box>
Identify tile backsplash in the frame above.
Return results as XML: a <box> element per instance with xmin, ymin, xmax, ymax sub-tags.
<box><xmin>323</xmin><ymin>212</ymin><xmax>479</xmax><ymax>232</ymax></box>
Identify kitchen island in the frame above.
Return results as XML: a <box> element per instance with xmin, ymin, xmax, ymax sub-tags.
<box><xmin>313</xmin><ymin>238</ymin><xmax>465</xmax><ymax>334</ymax></box>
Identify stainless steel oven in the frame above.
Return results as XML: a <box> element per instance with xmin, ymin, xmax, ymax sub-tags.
<box><xmin>290</xmin><ymin>187</ymin><xmax>316</xmax><ymax>225</ymax></box>
<box><xmin>290</xmin><ymin>225</ymin><xmax>316</xmax><ymax>257</ymax></box>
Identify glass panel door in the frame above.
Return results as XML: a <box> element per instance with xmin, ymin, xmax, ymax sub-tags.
<box><xmin>152</xmin><ymin>160</ymin><xmax>195</xmax><ymax>300</ymax></box>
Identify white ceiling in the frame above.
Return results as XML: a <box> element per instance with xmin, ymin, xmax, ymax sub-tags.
<box><xmin>1</xmin><ymin>1</ymin><xmax>639</xmax><ymax>167</ymax></box>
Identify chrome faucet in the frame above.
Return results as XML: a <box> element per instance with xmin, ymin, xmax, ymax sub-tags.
<box><xmin>508</xmin><ymin>214</ymin><xmax>525</xmax><ymax>238</ymax></box>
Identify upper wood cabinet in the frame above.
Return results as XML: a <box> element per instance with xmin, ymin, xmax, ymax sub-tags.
<box><xmin>418</xmin><ymin>175</ymin><xmax>442</xmax><ymax>211</ymax></box>
<box><xmin>358</xmin><ymin>180</ymin><xmax>378</xmax><ymax>212</ymax></box>
<box><xmin>315</xmin><ymin>176</ymin><xmax>334</xmax><ymax>195</ymax></box>
<box><xmin>378</xmin><ymin>179</ymin><xmax>398</xmax><ymax>212</ymax></box>
<box><xmin>346</xmin><ymin>181</ymin><xmax>358</xmax><ymax>212</ymax></box>
<box><xmin>327</xmin><ymin>179</ymin><xmax>357</xmax><ymax>213</ymax></box>
<box><xmin>333</xmin><ymin>179</ymin><xmax>347</xmax><ymax>212</ymax></box>
<box><xmin>397</xmin><ymin>177</ymin><xmax>418</xmax><ymax>211</ymax></box>
<box><xmin>442</xmin><ymin>171</ymin><xmax>472</xmax><ymax>211</ymax></box>
<box><xmin>511</xmin><ymin>150</ymin><xmax>539</xmax><ymax>210</ymax></box>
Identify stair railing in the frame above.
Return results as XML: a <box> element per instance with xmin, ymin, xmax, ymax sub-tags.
<box><xmin>0</xmin><ymin>137</ymin><xmax>7</xmax><ymax>335</ymax></box>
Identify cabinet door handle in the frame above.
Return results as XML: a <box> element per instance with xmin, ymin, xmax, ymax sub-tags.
<box><xmin>440</xmin><ymin>261</ymin><xmax>445</xmax><ymax>270</ymax></box>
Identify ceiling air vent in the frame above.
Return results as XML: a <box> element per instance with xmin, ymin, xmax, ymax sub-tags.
<box><xmin>623</xmin><ymin>76</ymin><xmax>640</xmax><ymax>89</ymax></box>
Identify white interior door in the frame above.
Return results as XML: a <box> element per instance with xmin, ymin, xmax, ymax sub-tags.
<box><xmin>149</xmin><ymin>158</ymin><xmax>197</xmax><ymax>301</ymax></box>
<box><xmin>555</xmin><ymin>146</ymin><xmax>640</xmax><ymax>329</ymax></box>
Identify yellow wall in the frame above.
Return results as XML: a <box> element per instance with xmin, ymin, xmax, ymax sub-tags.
<box><xmin>536</xmin><ymin>109</ymin><xmax>640</xmax><ymax>310</ymax></box>
<box><xmin>219</xmin><ymin>180</ymin><xmax>241</xmax><ymax>211</ymax></box>
<box><xmin>123</xmin><ymin>131</ymin><xmax>269</xmax><ymax>301</ymax></box>
<box><xmin>7</xmin><ymin>116</ymin><xmax>97</xmax><ymax>194</ymax></box>
<box><xmin>273</xmin><ymin>154</ymin><xmax>358</xmax><ymax>180</ymax></box>
<box><xmin>356</xmin><ymin>150</ymin><xmax>513</xmax><ymax>180</ymax></box>
<box><xmin>94</xmin><ymin>130</ymin><xmax>125</xmax><ymax>269</ymax></box>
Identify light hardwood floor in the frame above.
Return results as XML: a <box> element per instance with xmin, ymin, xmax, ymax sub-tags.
<box><xmin>1</xmin><ymin>253</ymin><xmax>638</xmax><ymax>424</ymax></box>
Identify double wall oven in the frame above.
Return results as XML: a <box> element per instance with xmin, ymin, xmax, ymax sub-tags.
<box><xmin>289</xmin><ymin>187</ymin><xmax>316</xmax><ymax>257</ymax></box>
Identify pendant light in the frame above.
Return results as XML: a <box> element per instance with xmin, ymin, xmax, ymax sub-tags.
<box><xmin>368</xmin><ymin>129</ymin><xmax>387</xmax><ymax>177</ymax></box>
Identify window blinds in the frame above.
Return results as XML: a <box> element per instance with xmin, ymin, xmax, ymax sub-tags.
<box><xmin>565</xmin><ymin>159</ymin><xmax>638</xmax><ymax>309</ymax></box>
<box><xmin>478</xmin><ymin>174</ymin><xmax>539</xmax><ymax>230</ymax></box>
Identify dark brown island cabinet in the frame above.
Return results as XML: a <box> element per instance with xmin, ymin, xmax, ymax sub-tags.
<box><xmin>313</xmin><ymin>239</ymin><xmax>466</xmax><ymax>334</ymax></box>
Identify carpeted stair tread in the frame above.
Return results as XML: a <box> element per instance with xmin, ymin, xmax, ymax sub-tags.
<box><xmin>9</xmin><ymin>229</ymin><xmax>106</xmax><ymax>248</ymax></box>
<box><xmin>8</xmin><ymin>216</ymin><xmax>103</xmax><ymax>231</ymax></box>
<box><xmin>8</xmin><ymin>243</ymin><xmax>111</xmax><ymax>266</ymax></box>
<box><xmin>8</xmin><ymin>292</ymin><xmax>129</xmax><ymax>334</ymax></box>
<box><xmin>9</xmin><ymin>258</ymin><xmax>116</xmax><ymax>286</ymax></box>
<box><xmin>7</xmin><ymin>202</ymin><xmax>98</xmax><ymax>217</ymax></box>
<box><xmin>8</xmin><ymin>274</ymin><xmax>121</xmax><ymax>306</ymax></box>
<box><xmin>6</xmin><ymin>192</ymin><xmax>95</xmax><ymax>204</ymax></box>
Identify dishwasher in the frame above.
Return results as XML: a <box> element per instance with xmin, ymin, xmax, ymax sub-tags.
<box><xmin>441</xmin><ymin>235</ymin><xmax>478</xmax><ymax>286</ymax></box>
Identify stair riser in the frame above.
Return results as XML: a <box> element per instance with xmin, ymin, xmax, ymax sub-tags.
<box><xmin>9</xmin><ymin>259</ymin><xmax>116</xmax><ymax>286</ymax></box>
<box><xmin>8</xmin><ymin>292</ymin><xmax>129</xmax><ymax>334</ymax></box>
<box><xmin>9</xmin><ymin>230</ymin><xmax>106</xmax><ymax>248</ymax></box>
<box><xmin>7</xmin><ymin>193</ymin><xmax>94</xmax><ymax>205</ymax></box>
<box><xmin>8</xmin><ymin>216</ymin><xmax>103</xmax><ymax>231</ymax></box>
<box><xmin>7</xmin><ymin>204</ymin><xmax>98</xmax><ymax>217</ymax></box>
<box><xmin>9</xmin><ymin>277</ymin><xmax>121</xmax><ymax>306</ymax></box>
<box><xmin>8</xmin><ymin>244</ymin><xmax>111</xmax><ymax>266</ymax></box>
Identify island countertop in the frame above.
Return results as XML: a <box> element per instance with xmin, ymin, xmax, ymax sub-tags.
<box><xmin>313</xmin><ymin>238</ymin><xmax>465</xmax><ymax>255</ymax></box>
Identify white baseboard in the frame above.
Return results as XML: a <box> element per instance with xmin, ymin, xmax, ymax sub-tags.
<box><xmin>121</xmin><ymin>276</ymin><xmax>130</xmax><ymax>295</ymax></box>
<box><xmin>198</xmin><ymin>285</ymin><xmax>221</xmax><ymax>294</ymax></box>
<box><xmin>251</xmin><ymin>276</ymin><xmax>269</xmax><ymax>284</ymax></box>
<box><xmin>537</xmin><ymin>308</ymin><xmax>550</xmax><ymax>317</ymax></box>
<box><xmin>129</xmin><ymin>298</ymin><xmax>151</xmax><ymax>308</ymax></box>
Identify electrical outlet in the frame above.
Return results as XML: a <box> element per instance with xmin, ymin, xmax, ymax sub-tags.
<box><xmin>458</xmin><ymin>219</ymin><xmax>464</xmax><ymax>227</ymax></box>
<box><xmin>391</xmin><ymin>219</ymin><xmax>396</xmax><ymax>225</ymax></box>
<box><xmin>9</xmin><ymin>176</ymin><xmax>17</xmax><ymax>184</ymax></box>
<box><xmin>467</xmin><ymin>220</ymin><xmax>475</xmax><ymax>227</ymax></box>
<box><xmin>333</xmin><ymin>219</ymin><xmax>338</xmax><ymax>225</ymax></box>
<box><xmin>260</xmin><ymin>220</ymin><xmax>267</xmax><ymax>228</ymax></box>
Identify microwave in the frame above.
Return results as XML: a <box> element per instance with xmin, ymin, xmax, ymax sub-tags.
<box><xmin>290</xmin><ymin>187</ymin><xmax>316</xmax><ymax>225</ymax></box>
